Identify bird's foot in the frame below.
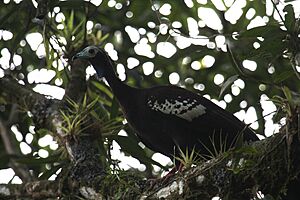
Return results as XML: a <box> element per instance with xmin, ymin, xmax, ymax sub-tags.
<box><xmin>146</xmin><ymin>163</ymin><xmax>184</xmax><ymax>189</ymax></box>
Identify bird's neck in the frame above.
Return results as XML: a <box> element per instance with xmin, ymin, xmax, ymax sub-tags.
<box><xmin>106</xmin><ymin>70</ymin><xmax>134</xmax><ymax>99</ymax></box>
<box><xmin>99</xmin><ymin>64</ymin><xmax>137</xmax><ymax>110</ymax></box>
<box><xmin>91</xmin><ymin>56</ymin><xmax>138</xmax><ymax>110</ymax></box>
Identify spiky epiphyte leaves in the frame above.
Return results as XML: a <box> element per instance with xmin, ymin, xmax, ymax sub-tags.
<box><xmin>60</xmin><ymin>95</ymin><xmax>98</xmax><ymax>136</ymax></box>
<box><xmin>196</xmin><ymin>130</ymin><xmax>232</xmax><ymax>161</ymax></box>
<box><xmin>175</xmin><ymin>146</ymin><xmax>199</xmax><ymax>169</ymax></box>
<box><xmin>174</xmin><ymin>129</ymin><xmax>256</xmax><ymax>171</ymax></box>
<box><xmin>59</xmin><ymin>94</ymin><xmax>123</xmax><ymax>136</ymax></box>
<box><xmin>174</xmin><ymin>133</ymin><xmax>228</xmax><ymax>171</ymax></box>
<box><xmin>272</xmin><ymin>86</ymin><xmax>300</xmax><ymax>119</ymax></box>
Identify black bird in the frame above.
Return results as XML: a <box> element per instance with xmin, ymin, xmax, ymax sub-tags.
<box><xmin>73</xmin><ymin>46</ymin><xmax>258</xmax><ymax>166</ymax></box>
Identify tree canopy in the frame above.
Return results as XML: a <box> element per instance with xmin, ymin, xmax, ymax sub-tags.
<box><xmin>0</xmin><ymin>0</ymin><xmax>299</xmax><ymax>199</ymax></box>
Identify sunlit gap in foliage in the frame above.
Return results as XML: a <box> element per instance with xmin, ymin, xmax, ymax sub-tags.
<box><xmin>6</xmin><ymin>123</ymin><xmax>59</xmax><ymax>183</ymax></box>
<box><xmin>110</xmin><ymin>140</ymin><xmax>146</xmax><ymax>172</ymax></box>
<box><xmin>1</xmin><ymin>0</ymin><xmax>299</xmax><ymax>186</ymax></box>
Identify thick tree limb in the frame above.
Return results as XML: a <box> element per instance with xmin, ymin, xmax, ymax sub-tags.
<box><xmin>0</xmin><ymin>59</ymin><xmax>88</xmax><ymax>133</ymax></box>
<box><xmin>0</xmin><ymin>78</ymin><xmax>45</xmax><ymax>109</ymax></box>
<box><xmin>0</xmin><ymin>77</ymin><xmax>58</xmax><ymax>131</ymax></box>
<box><xmin>0</xmin><ymin>181</ymin><xmax>59</xmax><ymax>199</ymax></box>
<box><xmin>0</xmin><ymin>114</ymin><xmax>299</xmax><ymax>199</ymax></box>
<box><xmin>0</xmin><ymin>60</ymin><xmax>106</xmax><ymax>197</ymax></box>
<box><xmin>64</xmin><ymin>59</ymin><xmax>89</xmax><ymax>103</ymax></box>
<box><xmin>140</xmin><ymin>124</ymin><xmax>299</xmax><ymax>199</ymax></box>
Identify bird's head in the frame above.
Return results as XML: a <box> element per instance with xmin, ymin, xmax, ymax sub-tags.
<box><xmin>73</xmin><ymin>46</ymin><xmax>112</xmax><ymax>78</ymax></box>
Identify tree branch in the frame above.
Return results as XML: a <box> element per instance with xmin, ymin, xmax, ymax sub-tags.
<box><xmin>0</xmin><ymin>181</ymin><xmax>59</xmax><ymax>199</ymax></box>
<box><xmin>0</xmin><ymin>119</ymin><xmax>33</xmax><ymax>182</ymax></box>
<box><xmin>0</xmin><ymin>60</ymin><xmax>106</xmax><ymax>189</ymax></box>
<box><xmin>64</xmin><ymin>59</ymin><xmax>89</xmax><ymax>103</ymax></box>
<box><xmin>0</xmin><ymin>112</ymin><xmax>299</xmax><ymax>199</ymax></box>
<box><xmin>141</xmin><ymin>134</ymin><xmax>298</xmax><ymax>199</ymax></box>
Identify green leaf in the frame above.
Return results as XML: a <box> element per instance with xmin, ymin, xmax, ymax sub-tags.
<box><xmin>130</xmin><ymin>0</ymin><xmax>151</xmax><ymax>18</ymax></box>
<box><xmin>71</xmin><ymin>19</ymin><xmax>85</xmax><ymax>36</ymax></box>
<box><xmin>273</xmin><ymin>70</ymin><xmax>295</xmax><ymax>83</ymax></box>
<box><xmin>282</xmin><ymin>86</ymin><xmax>292</xmax><ymax>103</ymax></box>
<box><xmin>239</xmin><ymin>25</ymin><xmax>285</xmax><ymax>38</ymax></box>
<box><xmin>68</xmin><ymin>10</ymin><xmax>74</xmax><ymax>32</ymax></box>
<box><xmin>0</xmin><ymin>96</ymin><xmax>7</xmax><ymax>104</ymax></box>
<box><xmin>283</xmin><ymin>4</ymin><xmax>295</xmax><ymax>32</ymax></box>
<box><xmin>248</xmin><ymin>37</ymin><xmax>287</xmax><ymax>60</ymax></box>
<box><xmin>37</xmin><ymin>128</ymin><xmax>51</xmax><ymax>136</ymax></box>
<box><xmin>219</xmin><ymin>75</ymin><xmax>239</xmax><ymax>98</ymax></box>
<box><xmin>92</xmin><ymin>81</ymin><xmax>113</xmax><ymax>99</ymax></box>
<box><xmin>88</xmin><ymin>88</ymin><xmax>112</xmax><ymax>107</ymax></box>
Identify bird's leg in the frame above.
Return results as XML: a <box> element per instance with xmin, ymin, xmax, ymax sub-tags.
<box><xmin>177</xmin><ymin>162</ymin><xmax>184</xmax><ymax>172</ymax></box>
<box><xmin>164</xmin><ymin>162</ymin><xmax>184</xmax><ymax>177</ymax></box>
<box><xmin>146</xmin><ymin>163</ymin><xmax>184</xmax><ymax>188</ymax></box>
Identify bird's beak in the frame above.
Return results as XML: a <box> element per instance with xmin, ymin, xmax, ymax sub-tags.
<box><xmin>72</xmin><ymin>51</ymin><xmax>88</xmax><ymax>61</ymax></box>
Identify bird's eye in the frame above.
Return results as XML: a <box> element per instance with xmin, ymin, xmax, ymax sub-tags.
<box><xmin>88</xmin><ymin>49</ymin><xmax>95</xmax><ymax>54</ymax></box>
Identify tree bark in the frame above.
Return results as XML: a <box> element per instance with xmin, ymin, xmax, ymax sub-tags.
<box><xmin>0</xmin><ymin>119</ymin><xmax>299</xmax><ymax>199</ymax></box>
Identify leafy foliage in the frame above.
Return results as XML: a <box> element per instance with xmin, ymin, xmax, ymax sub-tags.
<box><xmin>0</xmin><ymin>0</ymin><xmax>299</xmax><ymax>184</ymax></box>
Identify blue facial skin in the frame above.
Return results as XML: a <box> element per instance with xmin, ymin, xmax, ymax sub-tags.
<box><xmin>73</xmin><ymin>52</ymin><xmax>89</xmax><ymax>60</ymax></box>
<box><xmin>73</xmin><ymin>51</ymin><xmax>105</xmax><ymax>79</ymax></box>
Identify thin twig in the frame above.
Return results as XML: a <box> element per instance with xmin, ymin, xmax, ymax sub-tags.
<box><xmin>271</xmin><ymin>0</ymin><xmax>285</xmax><ymax>25</ymax></box>
<box><xmin>0</xmin><ymin>119</ymin><xmax>33</xmax><ymax>182</ymax></box>
<box><xmin>148</xmin><ymin>0</ymin><xmax>224</xmax><ymax>41</ymax></box>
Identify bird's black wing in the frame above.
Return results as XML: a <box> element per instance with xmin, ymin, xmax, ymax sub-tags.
<box><xmin>145</xmin><ymin>86</ymin><xmax>207</xmax><ymax>121</ymax></box>
<box><xmin>144</xmin><ymin>85</ymin><xmax>258</xmax><ymax>141</ymax></box>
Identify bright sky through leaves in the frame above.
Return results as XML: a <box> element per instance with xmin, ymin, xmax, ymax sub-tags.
<box><xmin>0</xmin><ymin>0</ymin><xmax>299</xmax><ymax>183</ymax></box>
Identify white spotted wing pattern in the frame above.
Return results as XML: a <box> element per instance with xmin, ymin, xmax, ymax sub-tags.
<box><xmin>147</xmin><ymin>96</ymin><xmax>206</xmax><ymax>121</ymax></box>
